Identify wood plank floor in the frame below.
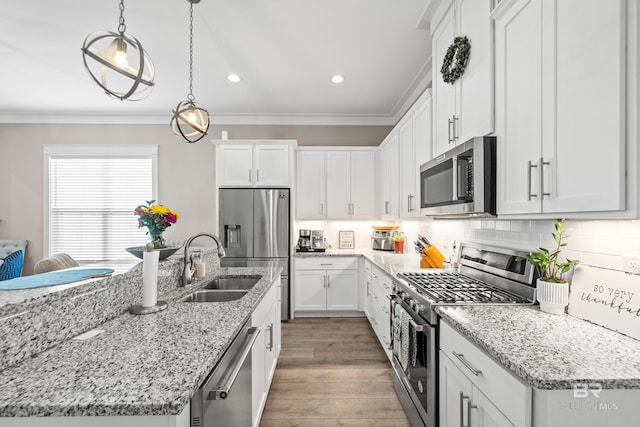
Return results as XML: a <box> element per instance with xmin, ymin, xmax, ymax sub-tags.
<box><xmin>260</xmin><ymin>317</ymin><xmax>410</xmax><ymax>427</ymax></box>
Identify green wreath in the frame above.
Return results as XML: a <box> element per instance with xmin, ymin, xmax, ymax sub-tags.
<box><xmin>440</xmin><ymin>35</ymin><xmax>471</xmax><ymax>84</ymax></box>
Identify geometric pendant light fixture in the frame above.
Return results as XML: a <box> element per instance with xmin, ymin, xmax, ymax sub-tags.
<box><xmin>81</xmin><ymin>0</ymin><xmax>155</xmax><ymax>101</ymax></box>
<box><xmin>170</xmin><ymin>0</ymin><xmax>210</xmax><ymax>143</ymax></box>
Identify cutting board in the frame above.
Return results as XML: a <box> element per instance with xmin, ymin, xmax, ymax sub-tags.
<box><xmin>568</xmin><ymin>265</ymin><xmax>640</xmax><ymax>340</ymax></box>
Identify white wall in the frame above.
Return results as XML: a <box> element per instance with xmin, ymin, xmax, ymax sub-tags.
<box><xmin>0</xmin><ymin>124</ymin><xmax>217</xmax><ymax>274</ymax></box>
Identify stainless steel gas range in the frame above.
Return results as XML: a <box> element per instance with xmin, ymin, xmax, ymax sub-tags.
<box><xmin>390</xmin><ymin>242</ymin><xmax>537</xmax><ymax>427</ymax></box>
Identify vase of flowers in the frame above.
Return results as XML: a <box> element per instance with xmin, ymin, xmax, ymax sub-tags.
<box><xmin>134</xmin><ymin>200</ymin><xmax>179</xmax><ymax>249</ymax></box>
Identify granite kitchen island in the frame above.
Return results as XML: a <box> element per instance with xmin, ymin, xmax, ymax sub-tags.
<box><xmin>0</xmin><ymin>250</ymin><xmax>281</xmax><ymax>426</ymax></box>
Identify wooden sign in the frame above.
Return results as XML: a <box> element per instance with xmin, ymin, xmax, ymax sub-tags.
<box><xmin>568</xmin><ymin>265</ymin><xmax>640</xmax><ymax>340</ymax></box>
<box><xmin>338</xmin><ymin>230</ymin><xmax>354</xmax><ymax>249</ymax></box>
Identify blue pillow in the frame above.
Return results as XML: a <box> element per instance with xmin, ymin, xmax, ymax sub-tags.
<box><xmin>0</xmin><ymin>250</ymin><xmax>23</xmax><ymax>281</ymax></box>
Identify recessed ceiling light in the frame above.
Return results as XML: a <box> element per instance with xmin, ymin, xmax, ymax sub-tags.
<box><xmin>331</xmin><ymin>74</ymin><xmax>344</xmax><ymax>84</ymax></box>
<box><xmin>227</xmin><ymin>74</ymin><xmax>241</xmax><ymax>83</ymax></box>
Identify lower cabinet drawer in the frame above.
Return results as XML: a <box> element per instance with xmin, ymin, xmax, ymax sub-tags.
<box><xmin>439</xmin><ymin>321</ymin><xmax>531</xmax><ymax>426</ymax></box>
<box><xmin>295</xmin><ymin>256</ymin><xmax>358</xmax><ymax>270</ymax></box>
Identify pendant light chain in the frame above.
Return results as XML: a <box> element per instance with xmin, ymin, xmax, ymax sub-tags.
<box><xmin>188</xmin><ymin>1</ymin><xmax>195</xmax><ymax>102</ymax></box>
<box><xmin>118</xmin><ymin>0</ymin><xmax>126</xmax><ymax>35</ymax></box>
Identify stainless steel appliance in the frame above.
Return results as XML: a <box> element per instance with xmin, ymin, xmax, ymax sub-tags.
<box><xmin>219</xmin><ymin>188</ymin><xmax>290</xmax><ymax>320</ymax></box>
<box><xmin>191</xmin><ymin>319</ymin><xmax>259</xmax><ymax>427</ymax></box>
<box><xmin>296</xmin><ymin>229</ymin><xmax>325</xmax><ymax>252</ymax></box>
<box><xmin>310</xmin><ymin>229</ymin><xmax>325</xmax><ymax>251</ymax></box>
<box><xmin>420</xmin><ymin>136</ymin><xmax>496</xmax><ymax>218</ymax></box>
<box><xmin>390</xmin><ymin>242</ymin><xmax>536</xmax><ymax>427</ymax></box>
<box><xmin>371</xmin><ymin>229</ymin><xmax>397</xmax><ymax>251</ymax></box>
<box><xmin>296</xmin><ymin>229</ymin><xmax>311</xmax><ymax>251</ymax></box>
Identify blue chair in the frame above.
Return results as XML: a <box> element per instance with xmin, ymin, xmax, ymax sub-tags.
<box><xmin>0</xmin><ymin>240</ymin><xmax>28</xmax><ymax>280</ymax></box>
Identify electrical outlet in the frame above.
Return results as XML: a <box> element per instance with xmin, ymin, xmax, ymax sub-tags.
<box><xmin>626</xmin><ymin>257</ymin><xmax>640</xmax><ymax>274</ymax></box>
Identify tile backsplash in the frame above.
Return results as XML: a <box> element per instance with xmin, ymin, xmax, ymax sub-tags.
<box><xmin>296</xmin><ymin>219</ymin><xmax>640</xmax><ymax>273</ymax></box>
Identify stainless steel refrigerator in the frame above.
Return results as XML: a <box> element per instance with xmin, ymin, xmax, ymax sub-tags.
<box><xmin>219</xmin><ymin>188</ymin><xmax>290</xmax><ymax>320</ymax></box>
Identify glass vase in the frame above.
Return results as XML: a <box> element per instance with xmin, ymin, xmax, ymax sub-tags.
<box><xmin>147</xmin><ymin>229</ymin><xmax>166</xmax><ymax>249</ymax></box>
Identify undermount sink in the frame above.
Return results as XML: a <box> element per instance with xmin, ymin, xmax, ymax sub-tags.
<box><xmin>203</xmin><ymin>275</ymin><xmax>261</xmax><ymax>290</ymax></box>
<box><xmin>181</xmin><ymin>290</ymin><xmax>247</xmax><ymax>303</ymax></box>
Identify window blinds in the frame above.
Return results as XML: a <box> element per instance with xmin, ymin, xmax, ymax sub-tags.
<box><xmin>49</xmin><ymin>157</ymin><xmax>153</xmax><ymax>261</ymax></box>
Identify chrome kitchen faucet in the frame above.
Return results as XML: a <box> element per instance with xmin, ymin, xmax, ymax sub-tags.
<box><xmin>181</xmin><ymin>233</ymin><xmax>226</xmax><ymax>287</ymax></box>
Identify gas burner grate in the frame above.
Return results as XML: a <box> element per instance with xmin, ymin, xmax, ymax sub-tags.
<box><xmin>398</xmin><ymin>272</ymin><xmax>530</xmax><ymax>304</ymax></box>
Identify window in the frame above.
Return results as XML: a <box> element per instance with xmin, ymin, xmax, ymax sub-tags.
<box><xmin>44</xmin><ymin>145</ymin><xmax>158</xmax><ymax>262</ymax></box>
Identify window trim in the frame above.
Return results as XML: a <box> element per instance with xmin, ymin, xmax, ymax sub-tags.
<box><xmin>43</xmin><ymin>145</ymin><xmax>158</xmax><ymax>259</ymax></box>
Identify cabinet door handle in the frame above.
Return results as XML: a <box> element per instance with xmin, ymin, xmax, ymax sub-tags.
<box><xmin>467</xmin><ymin>398</ymin><xmax>477</xmax><ymax>427</ymax></box>
<box><xmin>459</xmin><ymin>392</ymin><xmax>467</xmax><ymax>427</ymax></box>
<box><xmin>327</xmin><ymin>275</ymin><xmax>330</xmax><ymax>288</ymax></box>
<box><xmin>448</xmin><ymin>118</ymin><xmax>453</xmax><ymax>143</ymax></box>
<box><xmin>257</xmin><ymin>169</ymin><xmax>260</xmax><ymax>182</ymax></box>
<box><xmin>459</xmin><ymin>393</ymin><xmax>476</xmax><ymax>427</ymax></box>
<box><xmin>320</xmin><ymin>203</ymin><xmax>324</xmax><ymax>216</ymax></box>
<box><xmin>384</xmin><ymin>201</ymin><xmax>390</xmax><ymax>215</ymax></box>
<box><xmin>323</xmin><ymin>275</ymin><xmax>327</xmax><ymax>288</ymax></box>
<box><xmin>452</xmin><ymin>115</ymin><xmax>459</xmax><ymax>141</ymax></box>
<box><xmin>452</xmin><ymin>155</ymin><xmax>458</xmax><ymax>201</ymax></box>
<box><xmin>453</xmin><ymin>351</ymin><xmax>483</xmax><ymax>376</ymax></box>
<box><xmin>527</xmin><ymin>160</ymin><xmax>538</xmax><ymax>200</ymax></box>
<box><xmin>540</xmin><ymin>157</ymin><xmax>551</xmax><ymax>199</ymax></box>
<box><xmin>248</xmin><ymin>169</ymin><xmax>252</xmax><ymax>183</ymax></box>
<box><xmin>267</xmin><ymin>324</ymin><xmax>274</xmax><ymax>351</ymax></box>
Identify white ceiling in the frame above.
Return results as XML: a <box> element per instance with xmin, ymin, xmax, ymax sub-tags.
<box><xmin>0</xmin><ymin>0</ymin><xmax>433</xmax><ymax>125</ymax></box>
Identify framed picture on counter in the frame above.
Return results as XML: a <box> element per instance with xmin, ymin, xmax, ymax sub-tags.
<box><xmin>338</xmin><ymin>230</ymin><xmax>355</xmax><ymax>249</ymax></box>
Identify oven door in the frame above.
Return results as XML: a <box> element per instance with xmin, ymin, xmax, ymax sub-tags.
<box><xmin>390</xmin><ymin>295</ymin><xmax>437</xmax><ymax>427</ymax></box>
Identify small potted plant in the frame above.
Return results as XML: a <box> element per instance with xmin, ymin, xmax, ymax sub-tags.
<box><xmin>524</xmin><ymin>219</ymin><xmax>579</xmax><ymax>315</ymax></box>
<box><xmin>393</xmin><ymin>232</ymin><xmax>406</xmax><ymax>254</ymax></box>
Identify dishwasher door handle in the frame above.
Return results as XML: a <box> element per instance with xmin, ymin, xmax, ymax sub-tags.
<box><xmin>206</xmin><ymin>326</ymin><xmax>260</xmax><ymax>400</ymax></box>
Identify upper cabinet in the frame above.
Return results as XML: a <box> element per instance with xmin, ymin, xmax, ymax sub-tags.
<box><xmin>216</xmin><ymin>142</ymin><xmax>294</xmax><ymax>187</ymax></box>
<box><xmin>295</xmin><ymin>149</ymin><xmax>375</xmax><ymax>220</ymax></box>
<box><xmin>295</xmin><ymin>151</ymin><xmax>326</xmax><ymax>219</ymax></box>
<box><xmin>493</xmin><ymin>0</ymin><xmax>627</xmax><ymax>215</ymax></box>
<box><xmin>432</xmin><ymin>0</ymin><xmax>493</xmax><ymax>157</ymax></box>
<box><xmin>378</xmin><ymin>134</ymin><xmax>400</xmax><ymax>219</ymax></box>
<box><xmin>400</xmin><ymin>90</ymin><xmax>433</xmax><ymax>219</ymax></box>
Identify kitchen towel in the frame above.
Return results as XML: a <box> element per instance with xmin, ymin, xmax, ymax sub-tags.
<box><xmin>393</xmin><ymin>303</ymin><xmax>402</xmax><ymax>360</ymax></box>
<box><xmin>400</xmin><ymin>306</ymin><xmax>410</xmax><ymax>370</ymax></box>
<box><xmin>0</xmin><ymin>268</ymin><xmax>114</xmax><ymax>290</ymax></box>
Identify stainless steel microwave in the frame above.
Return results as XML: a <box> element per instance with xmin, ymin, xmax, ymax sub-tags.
<box><xmin>420</xmin><ymin>136</ymin><xmax>496</xmax><ymax>217</ymax></box>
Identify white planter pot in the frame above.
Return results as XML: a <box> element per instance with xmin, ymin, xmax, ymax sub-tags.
<box><xmin>536</xmin><ymin>278</ymin><xmax>569</xmax><ymax>315</ymax></box>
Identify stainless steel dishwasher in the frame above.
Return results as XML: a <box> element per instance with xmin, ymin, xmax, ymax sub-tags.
<box><xmin>191</xmin><ymin>319</ymin><xmax>260</xmax><ymax>427</ymax></box>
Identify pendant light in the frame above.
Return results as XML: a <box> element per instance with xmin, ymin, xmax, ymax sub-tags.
<box><xmin>81</xmin><ymin>0</ymin><xmax>155</xmax><ymax>101</ymax></box>
<box><xmin>171</xmin><ymin>0</ymin><xmax>210</xmax><ymax>143</ymax></box>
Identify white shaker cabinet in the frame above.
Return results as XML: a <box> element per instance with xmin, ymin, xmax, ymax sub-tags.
<box><xmin>251</xmin><ymin>279</ymin><xmax>280</xmax><ymax>427</ymax></box>
<box><xmin>494</xmin><ymin>0</ymin><xmax>626</xmax><ymax>215</ymax></box>
<box><xmin>379</xmin><ymin>133</ymin><xmax>400</xmax><ymax>219</ymax></box>
<box><xmin>294</xmin><ymin>257</ymin><xmax>359</xmax><ymax>314</ymax></box>
<box><xmin>400</xmin><ymin>90</ymin><xmax>432</xmax><ymax>219</ymax></box>
<box><xmin>217</xmin><ymin>145</ymin><xmax>254</xmax><ymax>187</ymax></box>
<box><xmin>439</xmin><ymin>321</ymin><xmax>531</xmax><ymax>427</ymax></box>
<box><xmin>217</xmin><ymin>142</ymin><xmax>292</xmax><ymax>187</ymax></box>
<box><xmin>326</xmin><ymin>151</ymin><xmax>376</xmax><ymax>220</ymax></box>
<box><xmin>432</xmin><ymin>0</ymin><xmax>493</xmax><ymax>157</ymax></box>
<box><xmin>295</xmin><ymin>151</ymin><xmax>326</xmax><ymax>219</ymax></box>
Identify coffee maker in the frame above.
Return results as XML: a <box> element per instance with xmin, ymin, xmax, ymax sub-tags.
<box><xmin>296</xmin><ymin>229</ymin><xmax>326</xmax><ymax>252</ymax></box>
<box><xmin>296</xmin><ymin>229</ymin><xmax>311</xmax><ymax>251</ymax></box>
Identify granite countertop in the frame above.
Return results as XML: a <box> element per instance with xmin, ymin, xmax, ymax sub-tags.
<box><xmin>437</xmin><ymin>305</ymin><xmax>640</xmax><ymax>390</ymax></box>
<box><xmin>0</xmin><ymin>266</ymin><xmax>280</xmax><ymax>417</ymax></box>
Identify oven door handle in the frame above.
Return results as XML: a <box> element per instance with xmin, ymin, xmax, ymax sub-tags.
<box><xmin>390</xmin><ymin>294</ymin><xmax>426</xmax><ymax>332</ymax></box>
<box><xmin>206</xmin><ymin>327</ymin><xmax>260</xmax><ymax>400</ymax></box>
